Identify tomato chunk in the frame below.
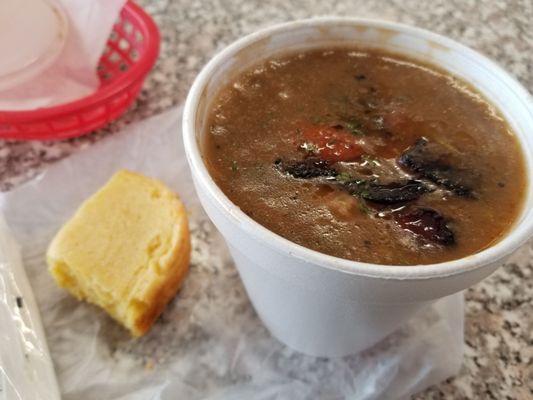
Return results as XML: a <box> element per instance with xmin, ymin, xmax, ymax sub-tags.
<box><xmin>300</xmin><ymin>124</ymin><xmax>364</xmax><ymax>162</ymax></box>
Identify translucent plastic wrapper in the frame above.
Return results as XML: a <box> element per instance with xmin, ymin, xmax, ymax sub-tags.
<box><xmin>0</xmin><ymin>108</ymin><xmax>465</xmax><ymax>399</ymax></box>
<box><xmin>0</xmin><ymin>0</ymin><xmax>126</xmax><ymax>110</ymax></box>
<box><xmin>0</xmin><ymin>215</ymin><xmax>60</xmax><ymax>400</ymax></box>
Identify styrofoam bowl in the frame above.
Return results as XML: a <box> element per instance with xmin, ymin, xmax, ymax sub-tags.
<box><xmin>183</xmin><ymin>18</ymin><xmax>533</xmax><ymax>357</ymax></box>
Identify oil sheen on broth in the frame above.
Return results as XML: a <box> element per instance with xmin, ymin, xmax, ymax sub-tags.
<box><xmin>204</xmin><ymin>48</ymin><xmax>526</xmax><ymax>265</ymax></box>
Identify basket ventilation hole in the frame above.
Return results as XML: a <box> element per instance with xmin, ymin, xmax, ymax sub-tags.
<box><xmin>123</xmin><ymin>20</ymin><xmax>134</xmax><ymax>34</ymax></box>
<box><xmin>134</xmin><ymin>30</ymin><xmax>144</xmax><ymax>43</ymax></box>
<box><xmin>109</xmin><ymin>31</ymin><xmax>119</xmax><ymax>42</ymax></box>
<box><xmin>130</xmin><ymin>49</ymin><xmax>140</xmax><ymax>62</ymax></box>
<box><xmin>118</xmin><ymin>38</ymin><xmax>130</xmax><ymax>51</ymax></box>
<box><xmin>109</xmin><ymin>52</ymin><xmax>121</xmax><ymax>63</ymax></box>
<box><xmin>102</xmin><ymin>71</ymin><xmax>113</xmax><ymax>81</ymax></box>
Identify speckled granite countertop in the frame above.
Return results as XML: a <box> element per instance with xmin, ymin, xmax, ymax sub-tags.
<box><xmin>1</xmin><ymin>0</ymin><xmax>532</xmax><ymax>398</ymax></box>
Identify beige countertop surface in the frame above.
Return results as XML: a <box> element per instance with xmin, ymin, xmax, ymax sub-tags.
<box><xmin>1</xmin><ymin>0</ymin><xmax>531</xmax><ymax>398</ymax></box>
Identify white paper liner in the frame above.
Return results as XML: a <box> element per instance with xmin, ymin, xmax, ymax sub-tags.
<box><xmin>0</xmin><ymin>108</ymin><xmax>464</xmax><ymax>400</ymax></box>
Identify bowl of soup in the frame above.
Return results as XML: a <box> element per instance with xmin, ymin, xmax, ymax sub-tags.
<box><xmin>183</xmin><ymin>18</ymin><xmax>533</xmax><ymax>357</ymax></box>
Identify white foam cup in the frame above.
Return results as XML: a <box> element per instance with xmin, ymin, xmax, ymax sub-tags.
<box><xmin>183</xmin><ymin>18</ymin><xmax>533</xmax><ymax>357</ymax></box>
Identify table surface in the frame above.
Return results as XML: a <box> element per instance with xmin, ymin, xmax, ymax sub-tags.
<box><xmin>1</xmin><ymin>0</ymin><xmax>532</xmax><ymax>398</ymax></box>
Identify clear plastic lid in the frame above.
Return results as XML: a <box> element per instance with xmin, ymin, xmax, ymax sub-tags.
<box><xmin>0</xmin><ymin>0</ymin><xmax>68</xmax><ymax>91</ymax></box>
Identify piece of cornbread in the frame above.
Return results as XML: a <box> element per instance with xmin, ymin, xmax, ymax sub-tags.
<box><xmin>47</xmin><ymin>170</ymin><xmax>191</xmax><ymax>337</ymax></box>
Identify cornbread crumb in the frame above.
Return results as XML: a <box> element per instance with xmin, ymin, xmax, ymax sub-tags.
<box><xmin>47</xmin><ymin>170</ymin><xmax>191</xmax><ymax>336</ymax></box>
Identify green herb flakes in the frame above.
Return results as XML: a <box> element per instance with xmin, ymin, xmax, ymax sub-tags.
<box><xmin>358</xmin><ymin>200</ymin><xmax>371</xmax><ymax>215</ymax></box>
<box><xmin>339</xmin><ymin>116</ymin><xmax>364</xmax><ymax>135</ymax></box>
<box><xmin>336</xmin><ymin>172</ymin><xmax>352</xmax><ymax>183</ymax></box>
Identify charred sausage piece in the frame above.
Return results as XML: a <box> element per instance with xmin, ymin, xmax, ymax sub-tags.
<box><xmin>343</xmin><ymin>180</ymin><xmax>429</xmax><ymax>204</ymax></box>
<box><xmin>363</xmin><ymin>180</ymin><xmax>429</xmax><ymax>204</ymax></box>
<box><xmin>394</xmin><ymin>207</ymin><xmax>455</xmax><ymax>245</ymax></box>
<box><xmin>274</xmin><ymin>157</ymin><xmax>337</xmax><ymax>179</ymax></box>
<box><xmin>399</xmin><ymin>138</ymin><xmax>473</xmax><ymax>197</ymax></box>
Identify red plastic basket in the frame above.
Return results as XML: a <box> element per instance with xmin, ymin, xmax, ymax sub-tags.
<box><xmin>0</xmin><ymin>1</ymin><xmax>160</xmax><ymax>141</ymax></box>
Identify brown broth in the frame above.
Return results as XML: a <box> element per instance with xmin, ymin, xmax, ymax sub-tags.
<box><xmin>203</xmin><ymin>48</ymin><xmax>527</xmax><ymax>265</ymax></box>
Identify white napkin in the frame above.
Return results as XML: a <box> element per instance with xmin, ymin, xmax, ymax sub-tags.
<box><xmin>0</xmin><ymin>0</ymin><xmax>126</xmax><ymax>111</ymax></box>
<box><xmin>0</xmin><ymin>108</ymin><xmax>465</xmax><ymax>400</ymax></box>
